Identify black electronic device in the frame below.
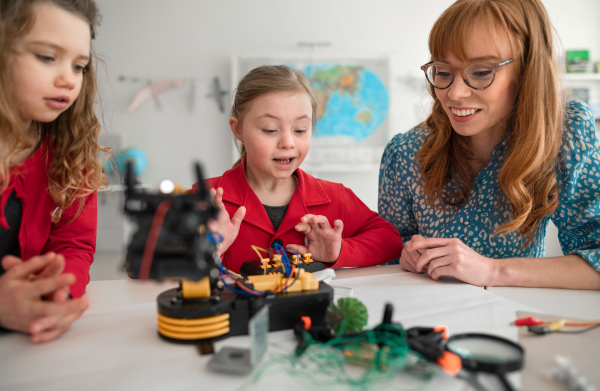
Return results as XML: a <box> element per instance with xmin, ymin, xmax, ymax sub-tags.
<box><xmin>123</xmin><ymin>162</ymin><xmax>333</xmax><ymax>345</ymax></box>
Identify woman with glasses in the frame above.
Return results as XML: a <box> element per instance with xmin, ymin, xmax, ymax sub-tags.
<box><xmin>378</xmin><ymin>0</ymin><xmax>600</xmax><ymax>289</ymax></box>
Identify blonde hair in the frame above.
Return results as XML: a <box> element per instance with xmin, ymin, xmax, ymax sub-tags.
<box><xmin>0</xmin><ymin>0</ymin><xmax>108</xmax><ymax>223</ymax></box>
<box><xmin>418</xmin><ymin>0</ymin><xmax>564</xmax><ymax>243</ymax></box>
<box><xmin>230</xmin><ymin>65</ymin><xmax>317</xmax><ymax>168</ymax></box>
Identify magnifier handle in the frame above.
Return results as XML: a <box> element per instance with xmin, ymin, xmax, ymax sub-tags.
<box><xmin>497</xmin><ymin>373</ymin><xmax>517</xmax><ymax>391</ymax></box>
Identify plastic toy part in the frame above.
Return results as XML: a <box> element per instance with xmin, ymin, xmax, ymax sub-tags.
<box><xmin>157</xmin><ymin>312</ymin><xmax>231</xmax><ymax>340</ymax></box>
<box><xmin>240</xmin><ymin>256</ymin><xmax>325</xmax><ymax>277</ymax></box>
<box><xmin>156</xmin><ymin>282</ymin><xmax>333</xmax><ymax>344</ymax></box>
<box><xmin>247</xmin><ymin>269</ymin><xmax>319</xmax><ymax>292</ymax></box>
<box><xmin>181</xmin><ymin>278</ymin><xmax>211</xmax><ymax>299</ymax></box>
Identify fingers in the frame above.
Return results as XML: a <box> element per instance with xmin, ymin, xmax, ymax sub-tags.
<box><xmin>295</xmin><ymin>214</ymin><xmax>333</xmax><ymax>236</ymax></box>
<box><xmin>285</xmin><ymin>244</ymin><xmax>308</xmax><ymax>255</ymax></box>
<box><xmin>30</xmin><ymin>273</ymin><xmax>76</xmax><ymax>298</ymax></box>
<box><xmin>1</xmin><ymin>255</ymin><xmax>22</xmax><ymax>271</ymax></box>
<box><xmin>3</xmin><ymin>253</ymin><xmax>58</xmax><ymax>279</ymax></box>
<box><xmin>415</xmin><ymin>246</ymin><xmax>451</xmax><ymax>272</ymax></box>
<box><xmin>399</xmin><ymin>250</ymin><xmax>419</xmax><ymax>273</ymax></box>
<box><xmin>29</xmin><ymin>298</ymin><xmax>88</xmax><ymax>343</ymax></box>
<box><xmin>406</xmin><ymin>237</ymin><xmax>458</xmax><ymax>253</ymax></box>
<box><xmin>230</xmin><ymin>206</ymin><xmax>246</xmax><ymax>229</ymax></box>
<box><xmin>36</xmin><ymin>254</ymin><xmax>66</xmax><ymax>280</ymax></box>
<box><xmin>332</xmin><ymin>219</ymin><xmax>344</xmax><ymax>235</ymax></box>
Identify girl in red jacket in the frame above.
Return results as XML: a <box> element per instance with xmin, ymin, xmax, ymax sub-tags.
<box><xmin>203</xmin><ymin>65</ymin><xmax>403</xmax><ymax>273</ymax></box>
<box><xmin>0</xmin><ymin>0</ymin><xmax>107</xmax><ymax>342</ymax></box>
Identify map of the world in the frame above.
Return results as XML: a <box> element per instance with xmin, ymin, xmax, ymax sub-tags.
<box><xmin>303</xmin><ymin>64</ymin><xmax>389</xmax><ymax>142</ymax></box>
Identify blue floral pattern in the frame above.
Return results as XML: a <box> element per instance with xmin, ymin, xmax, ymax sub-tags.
<box><xmin>378</xmin><ymin>100</ymin><xmax>600</xmax><ymax>271</ymax></box>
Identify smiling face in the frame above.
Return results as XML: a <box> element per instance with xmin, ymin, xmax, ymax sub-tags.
<box><xmin>230</xmin><ymin>91</ymin><xmax>312</xmax><ymax>185</ymax></box>
<box><xmin>434</xmin><ymin>22</ymin><xmax>518</xmax><ymax>146</ymax></box>
<box><xmin>10</xmin><ymin>3</ymin><xmax>91</xmax><ymax>130</ymax></box>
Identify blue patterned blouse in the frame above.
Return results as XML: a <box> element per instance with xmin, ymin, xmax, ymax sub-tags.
<box><xmin>378</xmin><ymin>100</ymin><xmax>600</xmax><ymax>271</ymax></box>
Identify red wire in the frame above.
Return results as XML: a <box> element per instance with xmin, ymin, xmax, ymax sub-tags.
<box><xmin>139</xmin><ymin>200</ymin><xmax>171</xmax><ymax>280</ymax></box>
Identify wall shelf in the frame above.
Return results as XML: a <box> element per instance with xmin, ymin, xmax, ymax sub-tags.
<box><xmin>565</xmin><ymin>73</ymin><xmax>600</xmax><ymax>81</ymax></box>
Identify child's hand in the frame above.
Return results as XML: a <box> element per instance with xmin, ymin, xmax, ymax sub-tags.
<box><xmin>287</xmin><ymin>214</ymin><xmax>343</xmax><ymax>264</ymax></box>
<box><xmin>0</xmin><ymin>253</ymin><xmax>88</xmax><ymax>343</ymax></box>
<box><xmin>207</xmin><ymin>187</ymin><xmax>246</xmax><ymax>256</ymax></box>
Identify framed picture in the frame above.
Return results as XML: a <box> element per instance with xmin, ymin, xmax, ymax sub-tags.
<box><xmin>231</xmin><ymin>54</ymin><xmax>391</xmax><ymax>173</ymax></box>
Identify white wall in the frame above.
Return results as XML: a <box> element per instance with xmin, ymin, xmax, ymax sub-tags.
<box><xmin>95</xmin><ymin>0</ymin><xmax>600</xmax><ymax>254</ymax></box>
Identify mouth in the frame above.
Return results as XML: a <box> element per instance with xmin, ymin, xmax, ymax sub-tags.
<box><xmin>273</xmin><ymin>158</ymin><xmax>294</xmax><ymax>165</ymax></box>
<box><xmin>49</xmin><ymin>96</ymin><xmax>70</xmax><ymax>104</ymax></box>
<box><xmin>451</xmin><ymin>107</ymin><xmax>480</xmax><ymax>117</ymax></box>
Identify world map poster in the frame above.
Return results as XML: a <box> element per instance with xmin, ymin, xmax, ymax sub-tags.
<box><xmin>232</xmin><ymin>55</ymin><xmax>391</xmax><ymax>172</ymax></box>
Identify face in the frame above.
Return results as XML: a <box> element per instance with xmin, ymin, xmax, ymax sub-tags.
<box><xmin>434</xmin><ymin>22</ymin><xmax>517</xmax><ymax>144</ymax></box>
<box><xmin>230</xmin><ymin>91</ymin><xmax>312</xmax><ymax>182</ymax></box>
<box><xmin>10</xmin><ymin>3</ymin><xmax>91</xmax><ymax>130</ymax></box>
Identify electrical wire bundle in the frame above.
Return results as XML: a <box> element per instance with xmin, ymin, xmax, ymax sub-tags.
<box><xmin>514</xmin><ymin>316</ymin><xmax>600</xmax><ymax>334</ymax></box>
<box><xmin>215</xmin><ymin>240</ymin><xmax>302</xmax><ymax>297</ymax></box>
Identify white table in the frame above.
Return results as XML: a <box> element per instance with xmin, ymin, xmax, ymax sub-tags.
<box><xmin>1</xmin><ymin>265</ymin><xmax>598</xmax><ymax>391</ymax></box>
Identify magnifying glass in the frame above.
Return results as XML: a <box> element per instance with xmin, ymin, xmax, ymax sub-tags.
<box><xmin>445</xmin><ymin>333</ymin><xmax>524</xmax><ymax>391</ymax></box>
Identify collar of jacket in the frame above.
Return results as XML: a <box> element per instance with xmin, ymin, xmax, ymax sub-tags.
<box><xmin>214</xmin><ymin>158</ymin><xmax>331</xmax><ymax>234</ymax></box>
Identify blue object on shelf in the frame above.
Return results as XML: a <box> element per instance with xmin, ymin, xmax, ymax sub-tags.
<box><xmin>116</xmin><ymin>148</ymin><xmax>148</xmax><ymax>176</ymax></box>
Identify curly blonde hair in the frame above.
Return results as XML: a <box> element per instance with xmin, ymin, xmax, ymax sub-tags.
<box><xmin>0</xmin><ymin>0</ymin><xmax>108</xmax><ymax>222</ymax></box>
<box><xmin>418</xmin><ymin>0</ymin><xmax>564</xmax><ymax>244</ymax></box>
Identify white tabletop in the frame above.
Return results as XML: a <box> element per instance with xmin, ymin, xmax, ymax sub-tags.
<box><xmin>1</xmin><ymin>265</ymin><xmax>598</xmax><ymax>391</ymax></box>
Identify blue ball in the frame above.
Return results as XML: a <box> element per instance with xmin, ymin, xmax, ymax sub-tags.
<box><xmin>116</xmin><ymin>148</ymin><xmax>148</xmax><ymax>176</ymax></box>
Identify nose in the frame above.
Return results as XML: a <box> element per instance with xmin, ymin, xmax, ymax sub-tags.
<box><xmin>54</xmin><ymin>66</ymin><xmax>77</xmax><ymax>90</ymax></box>
<box><xmin>278</xmin><ymin>129</ymin><xmax>295</xmax><ymax>149</ymax></box>
<box><xmin>446</xmin><ymin>74</ymin><xmax>472</xmax><ymax>101</ymax></box>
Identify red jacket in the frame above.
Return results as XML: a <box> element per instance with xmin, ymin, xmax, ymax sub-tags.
<box><xmin>202</xmin><ymin>160</ymin><xmax>402</xmax><ymax>273</ymax></box>
<box><xmin>0</xmin><ymin>135</ymin><xmax>96</xmax><ymax>298</ymax></box>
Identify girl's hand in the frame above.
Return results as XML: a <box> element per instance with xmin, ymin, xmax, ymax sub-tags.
<box><xmin>207</xmin><ymin>187</ymin><xmax>246</xmax><ymax>255</ymax></box>
<box><xmin>399</xmin><ymin>235</ymin><xmax>427</xmax><ymax>273</ymax></box>
<box><xmin>0</xmin><ymin>253</ymin><xmax>88</xmax><ymax>343</ymax></box>
<box><xmin>408</xmin><ymin>237</ymin><xmax>498</xmax><ymax>286</ymax></box>
<box><xmin>286</xmin><ymin>214</ymin><xmax>343</xmax><ymax>264</ymax></box>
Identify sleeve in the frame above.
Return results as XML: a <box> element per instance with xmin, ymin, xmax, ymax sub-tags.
<box><xmin>378</xmin><ymin>134</ymin><xmax>419</xmax><ymax>252</ymax></box>
<box><xmin>552</xmin><ymin>100</ymin><xmax>600</xmax><ymax>272</ymax></box>
<box><xmin>43</xmin><ymin>192</ymin><xmax>98</xmax><ymax>298</ymax></box>
<box><xmin>331</xmin><ymin>185</ymin><xmax>403</xmax><ymax>268</ymax></box>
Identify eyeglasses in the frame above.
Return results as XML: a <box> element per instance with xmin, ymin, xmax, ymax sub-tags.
<box><xmin>421</xmin><ymin>59</ymin><xmax>514</xmax><ymax>90</ymax></box>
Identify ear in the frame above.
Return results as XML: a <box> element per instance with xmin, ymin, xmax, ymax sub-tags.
<box><xmin>229</xmin><ymin>117</ymin><xmax>242</xmax><ymax>142</ymax></box>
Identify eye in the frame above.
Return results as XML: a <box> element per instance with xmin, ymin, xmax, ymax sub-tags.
<box><xmin>294</xmin><ymin>129</ymin><xmax>308</xmax><ymax>134</ymax></box>
<box><xmin>262</xmin><ymin>129</ymin><xmax>277</xmax><ymax>134</ymax></box>
<box><xmin>433</xmin><ymin>66</ymin><xmax>452</xmax><ymax>80</ymax></box>
<box><xmin>470</xmin><ymin>66</ymin><xmax>494</xmax><ymax>79</ymax></box>
<box><xmin>36</xmin><ymin>54</ymin><xmax>54</xmax><ymax>63</ymax></box>
<box><xmin>73</xmin><ymin>64</ymin><xmax>86</xmax><ymax>74</ymax></box>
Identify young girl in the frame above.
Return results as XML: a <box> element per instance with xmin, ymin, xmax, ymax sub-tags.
<box><xmin>379</xmin><ymin>0</ymin><xmax>600</xmax><ymax>289</ymax></box>
<box><xmin>0</xmin><ymin>0</ymin><xmax>107</xmax><ymax>341</ymax></box>
<box><xmin>201</xmin><ymin>65</ymin><xmax>403</xmax><ymax>273</ymax></box>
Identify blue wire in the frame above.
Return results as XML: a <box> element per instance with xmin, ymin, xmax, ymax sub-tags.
<box><xmin>273</xmin><ymin>242</ymin><xmax>291</xmax><ymax>276</ymax></box>
<box><xmin>207</xmin><ymin>232</ymin><xmax>223</xmax><ymax>244</ymax></box>
<box><xmin>218</xmin><ymin>263</ymin><xmax>265</xmax><ymax>296</ymax></box>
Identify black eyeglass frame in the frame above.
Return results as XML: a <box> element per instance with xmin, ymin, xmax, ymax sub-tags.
<box><xmin>420</xmin><ymin>58</ymin><xmax>514</xmax><ymax>90</ymax></box>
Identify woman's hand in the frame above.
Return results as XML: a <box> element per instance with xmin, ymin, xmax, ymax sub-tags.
<box><xmin>207</xmin><ymin>187</ymin><xmax>246</xmax><ymax>255</ymax></box>
<box><xmin>0</xmin><ymin>253</ymin><xmax>88</xmax><ymax>343</ymax></box>
<box><xmin>399</xmin><ymin>234</ymin><xmax>427</xmax><ymax>273</ymax></box>
<box><xmin>407</xmin><ymin>237</ymin><xmax>498</xmax><ymax>286</ymax></box>
<box><xmin>286</xmin><ymin>214</ymin><xmax>343</xmax><ymax>264</ymax></box>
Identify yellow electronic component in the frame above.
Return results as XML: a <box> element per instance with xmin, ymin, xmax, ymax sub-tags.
<box><xmin>291</xmin><ymin>254</ymin><xmax>300</xmax><ymax>266</ymax></box>
<box><xmin>181</xmin><ymin>277</ymin><xmax>211</xmax><ymax>299</ymax></box>
<box><xmin>272</xmin><ymin>254</ymin><xmax>283</xmax><ymax>268</ymax></box>
<box><xmin>260</xmin><ymin>258</ymin><xmax>270</xmax><ymax>270</ymax></box>
<box><xmin>303</xmin><ymin>253</ymin><xmax>313</xmax><ymax>264</ymax></box>
<box><xmin>248</xmin><ymin>269</ymin><xmax>318</xmax><ymax>292</ymax></box>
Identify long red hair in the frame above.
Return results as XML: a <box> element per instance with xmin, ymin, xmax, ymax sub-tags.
<box><xmin>418</xmin><ymin>0</ymin><xmax>564</xmax><ymax>243</ymax></box>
